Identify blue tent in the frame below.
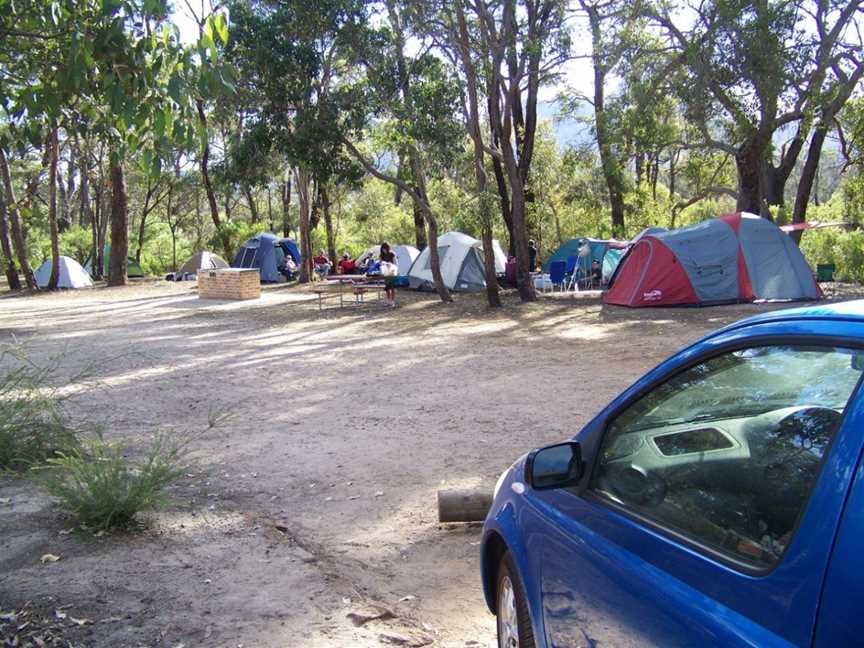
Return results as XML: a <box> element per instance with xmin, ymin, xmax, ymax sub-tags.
<box><xmin>543</xmin><ymin>238</ymin><xmax>621</xmax><ymax>273</ymax></box>
<box><xmin>232</xmin><ymin>233</ymin><xmax>301</xmax><ymax>283</ymax></box>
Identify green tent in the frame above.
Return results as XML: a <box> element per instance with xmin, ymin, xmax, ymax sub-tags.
<box><xmin>84</xmin><ymin>245</ymin><xmax>145</xmax><ymax>278</ymax></box>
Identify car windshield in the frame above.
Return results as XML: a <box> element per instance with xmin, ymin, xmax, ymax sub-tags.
<box><xmin>616</xmin><ymin>346</ymin><xmax>862</xmax><ymax>433</ymax></box>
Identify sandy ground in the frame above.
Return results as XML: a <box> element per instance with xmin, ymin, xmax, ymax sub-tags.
<box><xmin>1</xmin><ymin>279</ymin><xmax>858</xmax><ymax>648</ymax></box>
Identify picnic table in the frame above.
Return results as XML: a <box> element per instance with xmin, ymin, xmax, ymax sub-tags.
<box><xmin>313</xmin><ymin>274</ymin><xmax>386</xmax><ymax>310</ymax></box>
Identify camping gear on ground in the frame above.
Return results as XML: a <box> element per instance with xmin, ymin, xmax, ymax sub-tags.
<box><xmin>232</xmin><ymin>233</ymin><xmax>301</xmax><ymax>283</ymax></box>
<box><xmin>605</xmin><ymin>212</ymin><xmax>821</xmax><ymax>307</ymax></box>
<box><xmin>534</xmin><ymin>273</ymin><xmax>552</xmax><ymax>291</ymax></box>
<box><xmin>198</xmin><ymin>268</ymin><xmax>261</xmax><ymax>300</ymax></box>
<box><xmin>817</xmin><ymin>263</ymin><xmax>836</xmax><ymax>297</ymax></box>
<box><xmin>406</xmin><ymin>231</ymin><xmax>506</xmax><ymax>291</ymax></box>
<box><xmin>177</xmin><ymin>251</ymin><xmax>229</xmax><ymax>278</ymax></box>
<box><xmin>34</xmin><ymin>256</ymin><xmax>93</xmax><ymax>289</ymax></box>
<box><xmin>83</xmin><ymin>245</ymin><xmax>145</xmax><ymax>278</ymax></box>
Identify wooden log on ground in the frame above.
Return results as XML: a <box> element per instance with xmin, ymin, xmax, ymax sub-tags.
<box><xmin>437</xmin><ymin>488</ymin><xmax>493</xmax><ymax>523</ymax></box>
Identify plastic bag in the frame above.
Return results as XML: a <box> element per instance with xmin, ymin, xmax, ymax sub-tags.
<box><xmin>379</xmin><ymin>261</ymin><xmax>398</xmax><ymax>277</ymax></box>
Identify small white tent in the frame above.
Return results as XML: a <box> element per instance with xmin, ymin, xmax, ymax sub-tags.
<box><xmin>34</xmin><ymin>256</ymin><xmax>93</xmax><ymax>289</ymax></box>
<box><xmin>395</xmin><ymin>245</ymin><xmax>419</xmax><ymax>275</ymax></box>
<box><xmin>179</xmin><ymin>251</ymin><xmax>228</xmax><ymax>275</ymax></box>
<box><xmin>406</xmin><ymin>231</ymin><xmax>506</xmax><ymax>291</ymax></box>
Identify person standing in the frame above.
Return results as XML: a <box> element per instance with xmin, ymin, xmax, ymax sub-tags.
<box><xmin>379</xmin><ymin>242</ymin><xmax>398</xmax><ymax>307</ymax></box>
<box><xmin>528</xmin><ymin>240</ymin><xmax>538</xmax><ymax>271</ymax></box>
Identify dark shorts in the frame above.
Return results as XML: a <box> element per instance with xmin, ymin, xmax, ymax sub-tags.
<box><xmin>384</xmin><ymin>277</ymin><xmax>397</xmax><ymax>289</ymax></box>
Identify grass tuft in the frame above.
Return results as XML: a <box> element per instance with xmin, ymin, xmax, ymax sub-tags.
<box><xmin>0</xmin><ymin>343</ymin><xmax>81</xmax><ymax>472</ymax></box>
<box><xmin>40</xmin><ymin>435</ymin><xmax>186</xmax><ymax>531</ymax></box>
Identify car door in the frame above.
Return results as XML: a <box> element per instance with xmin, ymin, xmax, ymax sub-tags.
<box><xmin>522</xmin><ymin>327</ymin><xmax>864</xmax><ymax>648</ymax></box>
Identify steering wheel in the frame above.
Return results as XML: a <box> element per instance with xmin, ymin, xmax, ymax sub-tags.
<box><xmin>607</xmin><ymin>464</ymin><xmax>667</xmax><ymax>508</ymax></box>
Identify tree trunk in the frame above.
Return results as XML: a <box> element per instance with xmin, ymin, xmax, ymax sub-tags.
<box><xmin>492</xmin><ymin>155</ymin><xmax>514</xmax><ymax>256</ymax></box>
<box><xmin>47</xmin><ymin>128</ymin><xmax>61</xmax><ymax>290</ymax></box>
<box><xmin>454</xmin><ymin>3</ymin><xmax>501</xmax><ymax>308</ymax></box>
<box><xmin>108</xmin><ymin>159</ymin><xmax>128</xmax><ymax>286</ymax></box>
<box><xmin>196</xmin><ymin>99</ymin><xmax>225</xmax><ymax>255</ymax></box>
<box><xmin>412</xmin><ymin>199</ymin><xmax>427</xmax><ymax>251</ymax></box>
<box><xmin>735</xmin><ymin>138</ymin><xmax>767</xmax><ymax>217</ymax></box>
<box><xmin>79</xmin><ymin>155</ymin><xmax>91</xmax><ymax>229</ymax></box>
<box><xmin>167</xmin><ymin>186</ymin><xmax>177</xmax><ymax>270</ymax></box>
<box><xmin>281</xmin><ymin>173</ymin><xmax>292</xmax><ymax>238</ymax></box>
<box><xmin>585</xmin><ymin>4</ymin><xmax>626</xmax><ymax>237</ymax></box>
<box><xmin>295</xmin><ymin>169</ymin><xmax>313</xmax><ymax>283</ymax></box>
<box><xmin>790</xmin><ymin>125</ymin><xmax>828</xmax><ymax>245</ymax></box>
<box><xmin>267</xmin><ymin>185</ymin><xmax>274</xmax><ymax>232</ymax></box>
<box><xmin>321</xmin><ymin>186</ymin><xmax>336</xmax><ymax>264</ymax></box>
<box><xmin>243</xmin><ymin>184</ymin><xmax>259</xmax><ymax>223</ymax></box>
<box><xmin>0</xmin><ymin>146</ymin><xmax>35</xmax><ymax>289</ymax></box>
<box><xmin>0</xmin><ymin>181</ymin><xmax>21</xmax><ymax>290</ymax></box>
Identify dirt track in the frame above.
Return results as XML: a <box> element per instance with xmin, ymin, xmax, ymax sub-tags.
<box><xmin>1</xmin><ymin>280</ymin><xmax>854</xmax><ymax>647</ymax></box>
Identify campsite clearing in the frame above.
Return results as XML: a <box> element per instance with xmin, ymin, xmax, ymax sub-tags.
<box><xmin>1</xmin><ymin>280</ymin><xmax>857</xmax><ymax>647</ymax></box>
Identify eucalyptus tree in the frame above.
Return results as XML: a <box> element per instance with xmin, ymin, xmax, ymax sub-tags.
<box><xmin>429</xmin><ymin>0</ymin><xmax>570</xmax><ymax>302</ymax></box>
<box><xmin>337</xmin><ymin>0</ymin><xmax>467</xmax><ymax>303</ymax></box>
<box><xmin>228</xmin><ymin>0</ymin><xmax>367</xmax><ymax>282</ymax></box>
<box><xmin>651</xmin><ymin>0</ymin><xmax>864</xmax><ymax>219</ymax></box>
<box><xmin>0</xmin><ymin>0</ymin><xmax>221</xmax><ymax>286</ymax></box>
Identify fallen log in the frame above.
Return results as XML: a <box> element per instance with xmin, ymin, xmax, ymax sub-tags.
<box><xmin>437</xmin><ymin>488</ymin><xmax>493</xmax><ymax>523</ymax></box>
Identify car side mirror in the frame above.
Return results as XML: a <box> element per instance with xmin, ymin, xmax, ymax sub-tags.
<box><xmin>527</xmin><ymin>441</ymin><xmax>584</xmax><ymax>490</ymax></box>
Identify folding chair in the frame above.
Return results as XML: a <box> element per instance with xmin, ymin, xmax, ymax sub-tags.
<box><xmin>816</xmin><ymin>263</ymin><xmax>836</xmax><ymax>297</ymax></box>
<box><xmin>547</xmin><ymin>261</ymin><xmax>567</xmax><ymax>293</ymax></box>
<box><xmin>563</xmin><ymin>255</ymin><xmax>579</xmax><ymax>292</ymax></box>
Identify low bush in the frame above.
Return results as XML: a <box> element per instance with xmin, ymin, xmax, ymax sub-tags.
<box><xmin>0</xmin><ymin>345</ymin><xmax>80</xmax><ymax>472</ymax></box>
<box><xmin>41</xmin><ymin>435</ymin><xmax>186</xmax><ymax>531</ymax></box>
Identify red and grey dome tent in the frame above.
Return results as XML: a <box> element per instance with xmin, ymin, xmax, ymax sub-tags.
<box><xmin>605</xmin><ymin>213</ymin><xmax>821</xmax><ymax>307</ymax></box>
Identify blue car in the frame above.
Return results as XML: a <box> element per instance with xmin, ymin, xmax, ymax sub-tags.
<box><xmin>482</xmin><ymin>301</ymin><xmax>864</xmax><ymax>648</ymax></box>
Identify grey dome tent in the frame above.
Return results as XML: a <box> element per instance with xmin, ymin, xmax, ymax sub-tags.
<box><xmin>34</xmin><ymin>256</ymin><xmax>93</xmax><ymax>289</ymax></box>
<box><xmin>232</xmin><ymin>233</ymin><xmax>301</xmax><ymax>283</ymax></box>
<box><xmin>606</xmin><ymin>212</ymin><xmax>821</xmax><ymax>307</ymax></box>
<box><xmin>179</xmin><ymin>251</ymin><xmax>228</xmax><ymax>275</ymax></box>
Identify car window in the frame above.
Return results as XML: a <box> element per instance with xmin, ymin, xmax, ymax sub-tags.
<box><xmin>591</xmin><ymin>345</ymin><xmax>862</xmax><ymax>568</ymax></box>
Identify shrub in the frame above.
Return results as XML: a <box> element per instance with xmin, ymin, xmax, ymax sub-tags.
<box><xmin>41</xmin><ymin>435</ymin><xmax>185</xmax><ymax>530</ymax></box>
<box><xmin>0</xmin><ymin>346</ymin><xmax>80</xmax><ymax>472</ymax></box>
<box><xmin>800</xmin><ymin>227</ymin><xmax>864</xmax><ymax>283</ymax></box>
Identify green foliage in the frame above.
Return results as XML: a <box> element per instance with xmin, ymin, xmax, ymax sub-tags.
<box><xmin>41</xmin><ymin>434</ymin><xmax>185</xmax><ymax>530</ymax></box>
<box><xmin>800</xmin><ymin>227</ymin><xmax>864</xmax><ymax>283</ymax></box>
<box><xmin>59</xmin><ymin>226</ymin><xmax>94</xmax><ymax>265</ymax></box>
<box><xmin>139</xmin><ymin>222</ymin><xmax>194</xmax><ymax>275</ymax></box>
<box><xmin>207</xmin><ymin>220</ymin><xmax>261</xmax><ymax>261</ymax></box>
<box><xmin>0</xmin><ymin>345</ymin><xmax>80</xmax><ymax>473</ymax></box>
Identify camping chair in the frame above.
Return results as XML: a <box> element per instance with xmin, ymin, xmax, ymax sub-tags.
<box><xmin>547</xmin><ymin>261</ymin><xmax>567</xmax><ymax>293</ymax></box>
<box><xmin>563</xmin><ymin>255</ymin><xmax>579</xmax><ymax>292</ymax></box>
<box><xmin>816</xmin><ymin>263</ymin><xmax>836</xmax><ymax>297</ymax></box>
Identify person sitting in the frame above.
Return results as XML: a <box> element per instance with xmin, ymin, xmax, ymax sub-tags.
<box><xmin>590</xmin><ymin>259</ymin><xmax>602</xmax><ymax>288</ymax></box>
<box><xmin>365</xmin><ymin>258</ymin><xmax>381</xmax><ymax>275</ymax></box>
<box><xmin>337</xmin><ymin>253</ymin><xmax>356</xmax><ymax>275</ymax></box>
<box><xmin>279</xmin><ymin>256</ymin><xmax>298</xmax><ymax>280</ymax></box>
<box><xmin>313</xmin><ymin>248</ymin><xmax>331</xmax><ymax>278</ymax></box>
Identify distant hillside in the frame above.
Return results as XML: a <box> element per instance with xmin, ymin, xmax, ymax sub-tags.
<box><xmin>538</xmin><ymin>100</ymin><xmax>594</xmax><ymax>149</ymax></box>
